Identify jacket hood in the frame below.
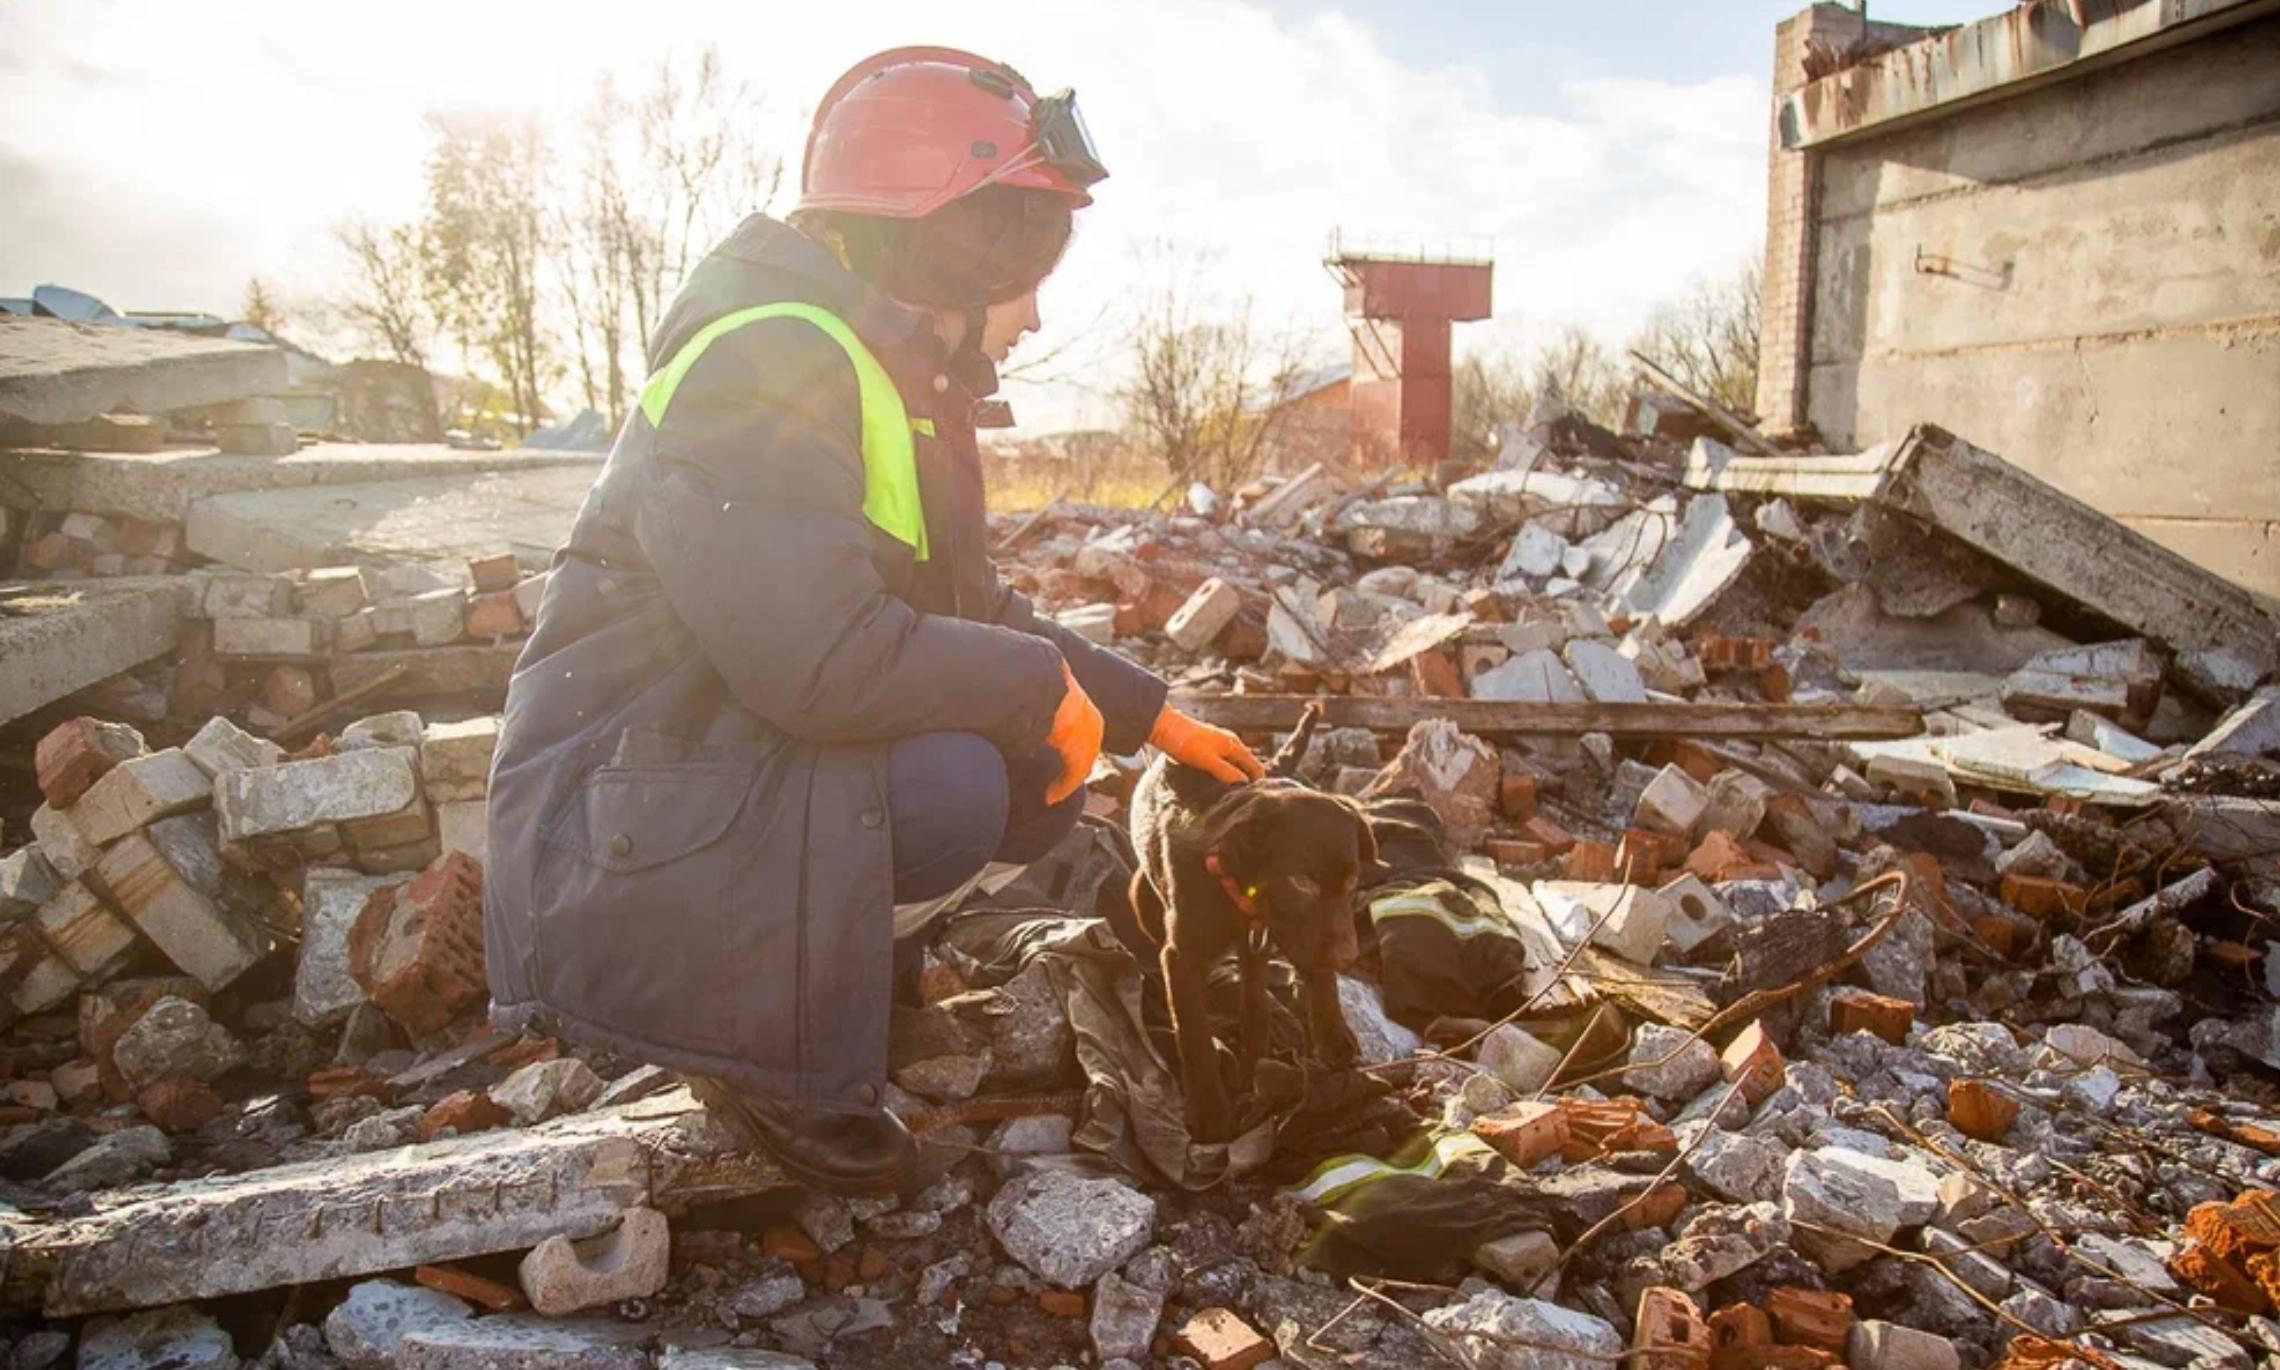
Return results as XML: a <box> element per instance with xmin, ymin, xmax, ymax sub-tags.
<box><xmin>646</xmin><ymin>214</ymin><xmax>941</xmax><ymax>380</ymax></box>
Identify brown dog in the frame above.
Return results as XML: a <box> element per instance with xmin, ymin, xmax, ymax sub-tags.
<box><xmin>1120</xmin><ymin>708</ymin><xmax>1383</xmax><ymax>1141</ymax></box>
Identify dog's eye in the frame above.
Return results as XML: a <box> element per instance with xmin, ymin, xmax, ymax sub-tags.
<box><xmin>1287</xmin><ymin>875</ymin><xmax>1320</xmax><ymax>896</ymax></box>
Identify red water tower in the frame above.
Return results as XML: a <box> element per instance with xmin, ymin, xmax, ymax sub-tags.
<box><xmin>1326</xmin><ymin>236</ymin><xmax>1493</xmax><ymax>469</ymax></box>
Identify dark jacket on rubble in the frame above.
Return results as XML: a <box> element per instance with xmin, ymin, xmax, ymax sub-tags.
<box><xmin>483</xmin><ymin>214</ymin><xmax>1165</xmax><ymax>1111</ymax></box>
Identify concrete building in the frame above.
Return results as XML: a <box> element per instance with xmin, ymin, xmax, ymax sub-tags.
<box><xmin>1756</xmin><ymin>0</ymin><xmax>2280</xmax><ymax>596</ymax></box>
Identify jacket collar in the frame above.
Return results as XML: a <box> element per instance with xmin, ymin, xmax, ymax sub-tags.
<box><xmin>708</xmin><ymin>214</ymin><xmax>956</xmax><ymax>384</ymax></box>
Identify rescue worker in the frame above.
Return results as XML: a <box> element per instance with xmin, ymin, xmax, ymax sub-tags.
<box><xmin>482</xmin><ymin>48</ymin><xmax>1264</xmax><ymax>1193</ymax></box>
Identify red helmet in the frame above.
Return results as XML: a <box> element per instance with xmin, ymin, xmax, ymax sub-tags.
<box><xmin>796</xmin><ymin>46</ymin><xmax>1107</xmax><ymax>220</ymax></box>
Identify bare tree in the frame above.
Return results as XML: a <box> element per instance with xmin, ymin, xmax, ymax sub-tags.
<box><xmin>240</xmin><ymin>278</ymin><xmax>285</xmax><ymax>335</ymax></box>
<box><xmin>621</xmin><ymin>46</ymin><xmax>783</xmax><ymax>358</ymax></box>
<box><xmin>557</xmin><ymin>77</ymin><xmax>637</xmax><ymax>427</ymax></box>
<box><xmin>1627</xmin><ymin>258</ymin><xmax>1761</xmax><ymax>417</ymax></box>
<box><xmin>331</xmin><ymin>219</ymin><xmax>434</xmax><ymax>370</ymax></box>
<box><xmin>1449</xmin><ymin>347</ymin><xmax>1534</xmax><ymax>465</ymax></box>
<box><xmin>422</xmin><ymin>110</ymin><xmax>555</xmax><ymax>437</ymax></box>
<box><xmin>1120</xmin><ymin>244</ymin><xmax>1320</xmax><ymax>492</ymax></box>
<box><xmin>1530</xmin><ymin>324</ymin><xmax>1625</xmax><ymax>427</ymax></box>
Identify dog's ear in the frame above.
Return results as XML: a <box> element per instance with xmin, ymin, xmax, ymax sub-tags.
<box><xmin>1199</xmin><ymin>785</ymin><xmax>1277</xmax><ymax>880</ymax></box>
<box><xmin>1339</xmin><ymin>796</ymin><xmax>1391</xmax><ymax>883</ymax></box>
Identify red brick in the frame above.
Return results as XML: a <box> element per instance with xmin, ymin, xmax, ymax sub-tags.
<box><xmin>260</xmin><ymin>664</ymin><xmax>319</xmax><ymax>718</ymax></box>
<box><xmin>421</xmin><ymin>1088</ymin><xmax>511</xmax><ymax>1140</ymax></box>
<box><xmin>1472</xmin><ymin>1101</ymin><xmax>1569</xmax><ymax>1167</ymax></box>
<box><xmin>1616</xmin><ymin>828</ymin><xmax>1688</xmax><ymax>884</ymax></box>
<box><xmin>466</xmin><ymin>552</ymin><xmax>521</xmax><ymax>594</ymax></box>
<box><xmin>21</xmin><ymin>532</ymin><xmax>89</xmax><ymax>573</ymax></box>
<box><xmin>761</xmin><ymin>1223</ymin><xmax>822</xmax><ymax>1262</ymax></box>
<box><xmin>1708</xmin><ymin>1302</ymin><xmax>1771</xmax><ymax>1353</ymax></box>
<box><xmin>1947</xmin><ymin>1078</ymin><xmax>2020</xmax><ymax>1142</ymax></box>
<box><xmin>1174</xmin><ymin>1308</ymin><xmax>1275</xmax><ymax>1370</ymax></box>
<box><xmin>1035</xmin><ymin>1289</ymin><xmax>1087</xmax><ymax>1318</ymax></box>
<box><xmin>1407</xmin><ymin>648</ymin><xmax>1463</xmax><ymax>698</ymax></box>
<box><xmin>463</xmin><ymin>591</ymin><xmax>525</xmax><ymax>639</ymax></box>
<box><xmin>1999</xmin><ymin>873</ymin><xmax>2090</xmax><ymax>920</ymax></box>
<box><xmin>1719</xmin><ymin>1021</ymin><xmax>1785</xmax><ymax>1105</ymax></box>
<box><xmin>1829</xmin><ymin>988</ymin><xmax>1914</xmax><ymax>1045</ymax></box>
<box><xmin>350</xmin><ymin>851</ymin><xmax>487</xmax><ymax>1036</ymax></box>
<box><xmin>137</xmin><ymin>1075</ymin><xmax>222</xmax><ymax>1131</ymax></box>
<box><xmin>34</xmin><ymin>716</ymin><xmax>142</xmax><ymax>808</ymax></box>
<box><xmin>307</xmin><ymin>1065</ymin><xmax>389</xmax><ymax>1101</ymax></box>
<box><xmin>416</xmin><ymin>1263</ymin><xmax>526</xmax><ymax>1311</ymax></box>
<box><xmin>1519</xmin><ymin>814</ymin><xmax>1575</xmax><ymax>856</ymax></box>
<box><xmin>1686</xmin><ymin>830</ymin><xmax>1778</xmax><ymax>883</ymax></box>
<box><xmin>1562</xmin><ymin>840</ymin><xmax>1617</xmax><ymax>883</ymax></box>
<box><xmin>1766</xmin><ymin>1287</ymin><xmax>1852</xmax><ymax>1352</ymax></box>
<box><xmin>1634</xmin><ymin>1287</ymin><xmax>1710</xmax><ymax>1370</ymax></box>
<box><xmin>1498</xmin><ymin>770</ymin><xmax>1539</xmax><ymax>824</ymax></box>
<box><xmin>1623</xmin><ymin>1181</ymin><xmax>1688</xmax><ymax>1230</ymax></box>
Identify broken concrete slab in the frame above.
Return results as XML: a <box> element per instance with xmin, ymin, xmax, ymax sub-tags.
<box><xmin>184</xmin><ymin>464</ymin><xmax>601</xmax><ymax>574</ymax></box>
<box><xmin>1607</xmin><ymin>493</ymin><xmax>1754</xmax><ymax>628</ymax></box>
<box><xmin>518</xmin><ymin>1206</ymin><xmax>670</xmax><ymax>1315</ymax></box>
<box><xmin>1687</xmin><ymin>425</ymin><xmax>2280</xmax><ymax>699</ymax></box>
<box><xmin>1</xmin><ymin>444</ymin><xmax>601</xmax><ymax>527</ymax></box>
<box><xmin>0</xmin><ymin>316</ymin><xmax>285</xmax><ymax>426</ymax></box>
<box><xmin>0</xmin><ymin>578</ymin><xmax>193</xmax><ymax>727</ymax></box>
<box><xmin>2</xmin><ymin>1088</ymin><xmax>785</xmax><ymax>1318</ymax></box>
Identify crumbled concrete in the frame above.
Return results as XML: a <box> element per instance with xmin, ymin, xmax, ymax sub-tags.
<box><xmin>985</xmin><ymin>1169</ymin><xmax>1157</xmax><ymax>1289</ymax></box>
<box><xmin>1624</xmin><ymin>1022</ymin><xmax>1721</xmax><ymax>1100</ymax></box>
<box><xmin>76</xmin><ymin>1303</ymin><xmax>240</xmax><ymax>1370</ymax></box>
<box><xmin>1424</xmin><ymin>1290</ymin><xmax>1622</xmax><ymax>1370</ymax></box>
<box><xmin>112</xmin><ymin>995</ymin><xmax>244</xmax><ymax>1091</ymax></box>
<box><xmin>323</xmin><ymin>1279</ymin><xmax>473</xmax><ymax>1369</ymax></box>
<box><xmin>519</xmin><ymin>1206</ymin><xmax>671</xmax><ymax>1316</ymax></box>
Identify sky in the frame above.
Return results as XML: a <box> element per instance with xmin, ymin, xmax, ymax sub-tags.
<box><xmin>0</xmin><ymin>0</ymin><xmax>1997</xmax><ymax>432</ymax></box>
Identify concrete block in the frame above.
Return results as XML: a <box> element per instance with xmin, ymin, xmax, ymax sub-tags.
<box><xmin>986</xmin><ymin>1169</ymin><xmax>1156</xmax><ymax>1289</ymax></box>
<box><xmin>1090</xmin><ymin>1269</ymin><xmax>1165</xmax><ymax>1363</ymax></box>
<box><xmin>298</xmin><ymin>565</ymin><xmax>370</xmax><ymax>619</ymax></box>
<box><xmin>340</xmin><ymin>711</ymin><xmax>424</xmax><ymax>751</ymax></box>
<box><xmin>513</xmin><ymin>573</ymin><xmax>549</xmax><ymax>621</ymax></box>
<box><xmin>1563</xmin><ymin>639</ymin><xmax>1649</xmax><ymax>703</ymax></box>
<box><xmin>212</xmin><ymin>615</ymin><xmax>328</xmax><ymax>658</ymax></box>
<box><xmin>1783</xmin><ymin>1146</ymin><xmax>1940</xmax><ymax>1272</ymax></box>
<box><xmin>408</xmin><ymin>588</ymin><xmax>467</xmax><ymax>646</ymax></box>
<box><xmin>1624</xmin><ymin>1022</ymin><xmax>1722</xmax><ymax>1100</ymax></box>
<box><xmin>2</xmin><ymin>927</ymin><xmax>82</xmax><ymax>1016</ymax></box>
<box><xmin>33</xmin><ymin>715</ymin><xmax>148</xmax><ymax>808</ymax></box>
<box><xmin>1165</xmin><ymin>578</ymin><xmax>1242</xmax><ymax>651</ymax></box>
<box><xmin>394</xmin><ymin>1314</ymin><xmax>652</xmax><ymax>1370</ymax></box>
<box><xmin>217</xmin><ymin>746</ymin><xmax>422</xmax><ymax>845</ymax></box>
<box><xmin>111</xmin><ymin>995</ymin><xmax>244</xmax><ymax>1091</ymax></box>
<box><xmin>1656</xmin><ymin>873</ymin><xmax>1733</xmax><ymax>953</ymax></box>
<box><xmin>517</xmin><ymin>1205</ymin><xmax>670</xmax><ymax>1315</ymax></box>
<box><xmin>201</xmin><ymin>573</ymin><xmax>295</xmax><ymax>619</ymax></box>
<box><xmin>349</xmin><ymin>851</ymin><xmax>485</xmax><ymax>1035</ymax></box>
<box><xmin>1055</xmin><ymin>602</ymin><xmax>1117</xmax><ymax>645</ymax></box>
<box><xmin>1424</xmin><ymin>1291</ymin><xmax>1622</xmax><ymax>1370</ymax></box>
<box><xmin>436</xmin><ymin>800</ymin><xmax>488</xmax><ymax>863</ymax></box>
<box><xmin>33</xmin><ymin>878</ymin><xmax>137</xmax><ymax>978</ymax></box>
<box><xmin>419</xmin><ymin>716</ymin><xmax>498</xmax><ymax>798</ymax></box>
<box><xmin>30</xmin><ymin>802</ymin><xmax>97</xmax><ymax>880</ymax></box>
<box><xmin>333</xmin><ymin>609</ymin><xmax>379</xmax><ymax>654</ymax></box>
<box><xmin>71</xmin><ymin>748</ymin><xmax>212</xmax><ymax>846</ymax></box>
<box><xmin>1477</xmin><ymin>1024</ymin><xmax>1564</xmax><ymax>1094</ymax></box>
<box><xmin>1634</xmin><ymin>764</ymin><xmax>1709</xmax><ymax>839</ymax></box>
<box><xmin>1697</xmin><ymin>770</ymin><xmax>1771</xmax><ymax>840</ymax></box>
<box><xmin>92</xmin><ymin>821</ymin><xmax>268</xmax><ymax>990</ymax></box>
<box><xmin>218</xmin><ymin>420</ymin><xmax>299</xmax><ymax>456</ymax></box>
<box><xmin>491</xmin><ymin>1057</ymin><xmax>604</xmax><ymax>1126</ymax></box>
<box><xmin>183</xmin><ymin>716</ymin><xmax>285</xmax><ymax>779</ymax></box>
<box><xmin>1847</xmin><ymin>1318</ymin><xmax>1959</xmax><ymax>1370</ymax></box>
<box><xmin>323</xmin><ymin>1278</ymin><xmax>473</xmax><ymax>1369</ymax></box>
<box><xmin>1473</xmin><ymin>1229</ymin><xmax>1558</xmax><ymax>1290</ymax></box>
<box><xmin>295</xmin><ymin>867</ymin><xmax>398</xmax><ymax>1027</ymax></box>
<box><xmin>0</xmin><ymin>847</ymin><xmax>64</xmax><ymax>921</ymax></box>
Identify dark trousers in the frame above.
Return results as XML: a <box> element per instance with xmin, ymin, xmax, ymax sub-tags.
<box><xmin>888</xmin><ymin>732</ymin><xmax>1084</xmax><ymax>904</ymax></box>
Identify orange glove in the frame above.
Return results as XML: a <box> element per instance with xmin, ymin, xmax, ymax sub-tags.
<box><xmin>1044</xmin><ymin>662</ymin><xmax>1105</xmax><ymax>805</ymax></box>
<box><xmin>1151</xmin><ymin>705</ymin><xmax>1267</xmax><ymax>784</ymax></box>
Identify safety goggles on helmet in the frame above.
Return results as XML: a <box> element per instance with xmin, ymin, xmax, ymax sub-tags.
<box><xmin>1031</xmin><ymin>90</ymin><xmax>1107</xmax><ymax>188</ymax></box>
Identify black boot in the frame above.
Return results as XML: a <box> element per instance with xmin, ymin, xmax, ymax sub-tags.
<box><xmin>684</xmin><ymin>1075</ymin><xmax>913</xmax><ymax>1194</ymax></box>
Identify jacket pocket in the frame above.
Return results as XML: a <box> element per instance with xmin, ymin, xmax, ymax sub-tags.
<box><xmin>541</xmin><ymin>761</ymin><xmax>753</xmax><ymax>872</ymax></box>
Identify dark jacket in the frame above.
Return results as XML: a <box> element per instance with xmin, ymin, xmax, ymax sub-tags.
<box><xmin>484</xmin><ymin>215</ymin><xmax>1165</xmax><ymax>1110</ymax></box>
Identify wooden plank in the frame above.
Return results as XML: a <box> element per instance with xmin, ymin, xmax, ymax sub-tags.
<box><xmin>1170</xmin><ymin>693</ymin><xmax>1922</xmax><ymax>741</ymax></box>
<box><xmin>8</xmin><ymin>1087</ymin><xmax>788</xmax><ymax>1318</ymax></box>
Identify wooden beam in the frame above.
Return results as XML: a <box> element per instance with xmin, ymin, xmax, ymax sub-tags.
<box><xmin>1170</xmin><ymin>693</ymin><xmax>1922</xmax><ymax>741</ymax></box>
<box><xmin>8</xmin><ymin>1088</ymin><xmax>788</xmax><ymax>1319</ymax></box>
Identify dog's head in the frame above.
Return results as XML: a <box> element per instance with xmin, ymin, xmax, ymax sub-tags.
<box><xmin>1199</xmin><ymin>781</ymin><xmax>1384</xmax><ymax>972</ymax></box>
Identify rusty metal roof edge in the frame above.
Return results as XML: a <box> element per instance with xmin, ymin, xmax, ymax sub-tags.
<box><xmin>1777</xmin><ymin>0</ymin><xmax>2279</xmax><ymax>151</ymax></box>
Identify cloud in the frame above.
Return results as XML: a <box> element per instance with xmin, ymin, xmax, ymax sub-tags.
<box><xmin>0</xmin><ymin>0</ymin><xmax>1769</xmax><ymax>430</ymax></box>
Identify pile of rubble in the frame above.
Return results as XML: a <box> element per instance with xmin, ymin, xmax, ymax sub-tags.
<box><xmin>0</xmin><ymin>391</ymin><xmax>2277</xmax><ymax>1370</ymax></box>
